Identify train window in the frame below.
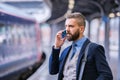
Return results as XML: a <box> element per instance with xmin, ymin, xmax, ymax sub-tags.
<box><xmin>0</xmin><ymin>22</ymin><xmax>37</xmax><ymax>60</ymax></box>
<box><xmin>0</xmin><ymin>23</ymin><xmax>6</xmax><ymax>61</ymax></box>
<box><xmin>0</xmin><ymin>23</ymin><xmax>6</xmax><ymax>45</ymax></box>
<box><xmin>28</xmin><ymin>25</ymin><xmax>36</xmax><ymax>38</ymax></box>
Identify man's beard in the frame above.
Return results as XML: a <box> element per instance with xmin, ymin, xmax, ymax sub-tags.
<box><xmin>66</xmin><ymin>29</ymin><xmax>80</xmax><ymax>41</ymax></box>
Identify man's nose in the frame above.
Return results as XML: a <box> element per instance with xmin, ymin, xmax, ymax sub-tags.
<box><xmin>66</xmin><ymin>26</ymin><xmax>70</xmax><ymax>31</ymax></box>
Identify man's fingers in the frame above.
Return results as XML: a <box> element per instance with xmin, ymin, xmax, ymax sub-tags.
<box><xmin>56</xmin><ymin>30</ymin><xmax>63</xmax><ymax>38</ymax></box>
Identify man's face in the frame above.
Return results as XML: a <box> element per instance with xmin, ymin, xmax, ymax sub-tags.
<box><xmin>65</xmin><ymin>18</ymin><xmax>82</xmax><ymax>41</ymax></box>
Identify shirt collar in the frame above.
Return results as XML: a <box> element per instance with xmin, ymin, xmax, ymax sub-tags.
<box><xmin>72</xmin><ymin>37</ymin><xmax>87</xmax><ymax>47</ymax></box>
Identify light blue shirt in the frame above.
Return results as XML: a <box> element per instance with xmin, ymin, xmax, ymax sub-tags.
<box><xmin>72</xmin><ymin>37</ymin><xmax>87</xmax><ymax>53</ymax></box>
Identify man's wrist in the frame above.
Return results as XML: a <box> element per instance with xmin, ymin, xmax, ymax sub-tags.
<box><xmin>54</xmin><ymin>45</ymin><xmax>61</xmax><ymax>49</ymax></box>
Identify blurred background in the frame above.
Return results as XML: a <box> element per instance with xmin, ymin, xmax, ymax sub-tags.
<box><xmin>0</xmin><ymin>0</ymin><xmax>120</xmax><ymax>80</ymax></box>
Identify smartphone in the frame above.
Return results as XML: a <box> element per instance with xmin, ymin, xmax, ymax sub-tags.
<box><xmin>62</xmin><ymin>30</ymin><xmax>66</xmax><ymax>38</ymax></box>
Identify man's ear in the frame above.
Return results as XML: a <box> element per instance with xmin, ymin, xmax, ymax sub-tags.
<box><xmin>80</xmin><ymin>26</ymin><xmax>85</xmax><ymax>32</ymax></box>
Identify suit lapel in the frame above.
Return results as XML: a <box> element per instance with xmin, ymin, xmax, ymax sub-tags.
<box><xmin>59</xmin><ymin>45</ymin><xmax>72</xmax><ymax>73</ymax></box>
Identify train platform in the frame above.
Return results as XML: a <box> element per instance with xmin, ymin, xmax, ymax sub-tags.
<box><xmin>27</xmin><ymin>45</ymin><xmax>58</xmax><ymax>80</ymax></box>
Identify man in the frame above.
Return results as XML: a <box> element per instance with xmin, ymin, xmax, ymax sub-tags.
<box><xmin>49</xmin><ymin>12</ymin><xmax>113</xmax><ymax>80</ymax></box>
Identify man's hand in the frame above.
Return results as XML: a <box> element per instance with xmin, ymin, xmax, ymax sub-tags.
<box><xmin>54</xmin><ymin>30</ymin><xmax>66</xmax><ymax>48</ymax></box>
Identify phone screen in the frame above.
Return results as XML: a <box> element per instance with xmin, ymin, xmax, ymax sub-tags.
<box><xmin>62</xmin><ymin>30</ymin><xmax>66</xmax><ymax>38</ymax></box>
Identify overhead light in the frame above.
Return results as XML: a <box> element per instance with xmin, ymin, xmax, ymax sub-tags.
<box><xmin>109</xmin><ymin>13</ymin><xmax>115</xmax><ymax>18</ymax></box>
<box><xmin>116</xmin><ymin>12</ymin><xmax>120</xmax><ymax>16</ymax></box>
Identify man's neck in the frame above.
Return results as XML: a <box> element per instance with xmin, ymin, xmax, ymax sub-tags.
<box><xmin>73</xmin><ymin>35</ymin><xmax>84</xmax><ymax>42</ymax></box>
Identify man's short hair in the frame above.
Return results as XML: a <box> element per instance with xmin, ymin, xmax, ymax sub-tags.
<box><xmin>66</xmin><ymin>12</ymin><xmax>86</xmax><ymax>27</ymax></box>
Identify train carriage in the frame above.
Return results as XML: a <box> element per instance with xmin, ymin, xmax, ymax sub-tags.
<box><xmin>0</xmin><ymin>3</ymin><xmax>42</xmax><ymax>79</ymax></box>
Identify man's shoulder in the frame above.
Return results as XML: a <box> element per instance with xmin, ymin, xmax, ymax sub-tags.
<box><xmin>89</xmin><ymin>42</ymin><xmax>104</xmax><ymax>50</ymax></box>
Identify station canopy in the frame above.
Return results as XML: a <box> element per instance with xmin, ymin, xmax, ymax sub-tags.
<box><xmin>47</xmin><ymin>0</ymin><xmax>119</xmax><ymax>23</ymax></box>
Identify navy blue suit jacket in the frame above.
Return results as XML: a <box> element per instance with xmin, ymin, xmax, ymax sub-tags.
<box><xmin>49</xmin><ymin>39</ymin><xmax>113</xmax><ymax>80</ymax></box>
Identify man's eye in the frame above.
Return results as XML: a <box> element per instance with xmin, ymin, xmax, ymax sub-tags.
<box><xmin>69</xmin><ymin>25</ymin><xmax>73</xmax><ymax>27</ymax></box>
